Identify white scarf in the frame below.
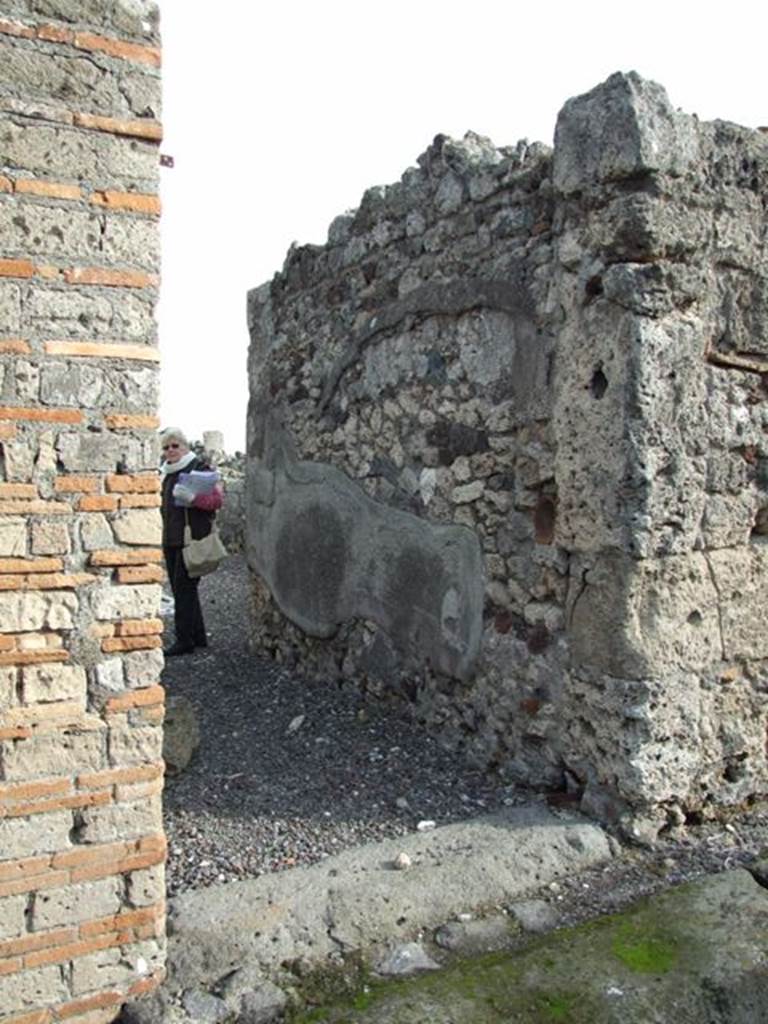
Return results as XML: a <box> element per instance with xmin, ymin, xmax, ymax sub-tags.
<box><xmin>160</xmin><ymin>450</ymin><xmax>197</xmax><ymax>477</ymax></box>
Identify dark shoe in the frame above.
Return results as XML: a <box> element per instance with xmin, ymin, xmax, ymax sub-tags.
<box><xmin>194</xmin><ymin>635</ymin><xmax>208</xmax><ymax>648</ymax></box>
<box><xmin>164</xmin><ymin>642</ymin><xmax>194</xmax><ymax>657</ymax></box>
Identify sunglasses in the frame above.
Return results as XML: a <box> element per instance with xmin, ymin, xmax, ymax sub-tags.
<box><xmin>162</xmin><ymin>443</ymin><xmax>180</xmax><ymax>451</ymax></box>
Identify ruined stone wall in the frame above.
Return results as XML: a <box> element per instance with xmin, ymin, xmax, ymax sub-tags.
<box><xmin>246</xmin><ymin>73</ymin><xmax>768</xmax><ymax>840</ymax></box>
<box><xmin>0</xmin><ymin>4</ymin><xmax>165</xmax><ymax>1022</ymax></box>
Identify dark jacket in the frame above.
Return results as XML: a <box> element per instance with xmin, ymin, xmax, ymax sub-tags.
<box><xmin>161</xmin><ymin>457</ymin><xmax>216</xmax><ymax>547</ymax></box>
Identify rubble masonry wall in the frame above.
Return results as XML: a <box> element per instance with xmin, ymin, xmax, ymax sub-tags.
<box><xmin>0</xmin><ymin>3</ymin><xmax>165</xmax><ymax>1022</ymax></box>
<box><xmin>247</xmin><ymin>73</ymin><xmax>768</xmax><ymax>841</ymax></box>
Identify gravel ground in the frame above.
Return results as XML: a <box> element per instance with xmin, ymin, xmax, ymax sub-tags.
<box><xmin>161</xmin><ymin>554</ymin><xmax>768</xmax><ymax>923</ymax></box>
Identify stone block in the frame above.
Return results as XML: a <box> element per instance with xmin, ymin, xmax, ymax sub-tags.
<box><xmin>109</xmin><ymin>721</ymin><xmax>163</xmax><ymax>766</ymax></box>
<box><xmin>80</xmin><ymin>513</ymin><xmax>115</xmax><ymax>551</ymax></box>
<box><xmin>90</xmin><ymin>582</ymin><xmax>160</xmax><ymax>621</ymax></box>
<box><xmin>0</xmin><ymin>810</ymin><xmax>72</xmax><ymax>859</ymax></box>
<box><xmin>0</xmin><ymin>591</ymin><xmax>79</xmax><ymax>632</ymax></box>
<box><xmin>13</xmin><ymin>359</ymin><xmax>40</xmax><ymax>403</ymax></box>
<box><xmin>553</xmin><ymin>71</ymin><xmax>699</xmax><ymax>195</ymax></box>
<box><xmin>0</xmin><ymin>964</ymin><xmax>68</xmax><ymax>1016</ymax></box>
<box><xmin>123</xmin><ymin>648</ymin><xmax>164</xmax><ymax>688</ymax></box>
<box><xmin>0</xmin><ymin>40</ymin><xmax>157</xmax><ymax>117</ymax></box>
<box><xmin>1</xmin><ymin>728</ymin><xmax>105</xmax><ymax>781</ymax></box>
<box><xmin>0</xmin><ymin>893</ymin><xmax>26</xmax><ymax>940</ymax></box>
<box><xmin>34</xmin><ymin>877</ymin><xmax>122</xmax><ymax>930</ymax></box>
<box><xmin>552</xmin><ymin>305</ymin><xmax>632</xmax><ymax>552</ymax></box>
<box><xmin>22</xmin><ymin>663</ymin><xmax>88</xmax><ymax>704</ymax></box>
<box><xmin>709</xmin><ymin>544</ymin><xmax>768</xmax><ymax>661</ymax></box>
<box><xmin>0</xmin><ymin>279</ymin><xmax>21</xmax><ymax>333</ymax></box>
<box><xmin>77</xmin><ymin>793</ymin><xmax>162</xmax><ymax>844</ymax></box>
<box><xmin>31</xmin><ymin>519</ymin><xmax>71</xmax><ymax>555</ymax></box>
<box><xmin>0</xmin><ymin>203</ymin><xmax>105</xmax><ymax>262</ymax></box>
<box><xmin>0</xmin><ymin>666</ymin><xmax>15</xmax><ymax>712</ymax></box>
<box><xmin>1</xmin><ymin>121</ymin><xmax>158</xmax><ymax>187</ymax></box>
<box><xmin>70</xmin><ymin>947</ymin><xmax>139</xmax><ymax>996</ymax></box>
<box><xmin>111</xmin><ymin>509</ymin><xmax>162</xmax><ymax>546</ymax></box>
<box><xmin>40</xmin><ymin>362</ymin><xmax>109</xmax><ymax>409</ymax></box>
<box><xmin>19</xmin><ymin>0</ymin><xmax>160</xmax><ymax>37</ymax></box>
<box><xmin>57</xmin><ymin>432</ymin><xmax>146</xmax><ymax>473</ymax></box>
<box><xmin>26</xmin><ymin>286</ymin><xmax>112</xmax><ymax>337</ymax></box>
<box><xmin>2</xmin><ymin>440</ymin><xmax>36</xmax><ymax>482</ymax></box>
<box><xmin>127</xmin><ymin>864</ymin><xmax>165</xmax><ymax>907</ymax></box>
<box><xmin>568</xmin><ymin>551</ymin><xmax>721</xmax><ymax>679</ymax></box>
<box><xmin>95</xmin><ymin>656</ymin><xmax>125</xmax><ymax>691</ymax></box>
<box><xmin>711</xmin><ymin>265</ymin><xmax>768</xmax><ymax>356</ymax></box>
<box><xmin>0</xmin><ymin>517</ymin><xmax>27</xmax><ymax>557</ymax></box>
<box><xmin>563</xmin><ymin>671</ymin><xmax>705</xmax><ymax>808</ymax></box>
<box><xmin>103</xmin><ymin>215</ymin><xmax>159</xmax><ymax>270</ymax></box>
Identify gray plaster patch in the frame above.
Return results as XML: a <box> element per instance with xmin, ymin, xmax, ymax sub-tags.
<box><xmin>248</xmin><ymin>414</ymin><xmax>483</xmax><ymax>680</ymax></box>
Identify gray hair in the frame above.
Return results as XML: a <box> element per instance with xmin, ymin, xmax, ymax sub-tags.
<box><xmin>159</xmin><ymin>426</ymin><xmax>188</xmax><ymax>448</ymax></box>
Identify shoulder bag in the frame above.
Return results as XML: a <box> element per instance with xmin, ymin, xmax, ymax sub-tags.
<box><xmin>182</xmin><ymin>510</ymin><xmax>227</xmax><ymax>578</ymax></box>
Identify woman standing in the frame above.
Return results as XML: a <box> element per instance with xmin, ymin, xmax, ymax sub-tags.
<box><xmin>159</xmin><ymin>427</ymin><xmax>222</xmax><ymax>657</ymax></box>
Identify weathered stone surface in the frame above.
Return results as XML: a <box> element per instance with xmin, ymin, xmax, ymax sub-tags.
<box><xmin>553</xmin><ymin>71</ymin><xmax>699</xmax><ymax>194</ymax></box>
<box><xmin>245</xmin><ymin>71</ymin><xmax>768</xmax><ymax>832</ymax></box>
<box><xmin>0</xmin><ymin>121</ymin><xmax>158</xmax><ymax>187</ymax></box>
<box><xmin>434</xmin><ymin>914</ymin><xmax>516</xmax><ymax>953</ymax></box>
<box><xmin>112</xmin><ymin>509</ymin><xmax>162</xmax><ymax>546</ymax></box>
<box><xmin>0</xmin><ymin>40</ymin><xmax>157</xmax><ymax>117</ymax></box>
<box><xmin>34</xmin><ymin>878</ymin><xmax>122</xmax><ymax>929</ymax></box>
<box><xmin>508</xmin><ymin>898</ymin><xmax>559</xmax><ymax>933</ymax></box>
<box><xmin>246</xmin><ymin>413</ymin><xmax>484</xmax><ymax>682</ymax></box>
<box><xmin>0</xmin><ymin>517</ymin><xmax>27</xmax><ymax>557</ymax></box>
<box><xmin>567</xmin><ymin>551</ymin><xmax>722</xmax><ymax>679</ymax></box>
<box><xmin>709</xmin><ymin>543</ymin><xmax>768</xmax><ymax>661</ymax></box>
<box><xmin>0</xmin><ymin>280</ymin><xmax>21</xmax><ymax>333</ymax></box>
<box><xmin>0</xmin><ymin>203</ymin><xmax>151</xmax><ymax>266</ymax></box>
<box><xmin>21</xmin><ymin>663</ymin><xmax>87</xmax><ymax>704</ymax></box>
<box><xmin>296</xmin><ymin>869</ymin><xmax>768</xmax><ymax>1023</ymax></box>
<box><xmin>56</xmin><ymin>431</ymin><xmax>149</xmax><ymax>473</ymax></box>
<box><xmin>237</xmin><ymin>982</ymin><xmax>288</xmax><ymax>1024</ymax></box>
<box><xmin>181</xmin><ymin>989</ymin><xmax>230</xmax><ymax>1023</ymax></box>
<box><xmin>31</xmin><ymin>519</ymin><xmax>70</xmax><ymax>555</ymax></box>
<box><xmin>79</xmin><ymin>512</ymin><xmax>115</xmax><ymax>551</ymax></box>
<box><xmin>0</xmin><ymin>667</ymin><xmax>15</xmax><ymax>712</ymax></box>
<box><xmin>0</xmin><ymin>811</ymin><xmax>73</xmax><ymax>859</ymax></box>
<box><xmin>0</xmin><ymin>894</ymin><xmax>27</xmax><ymax>940</ymax></box>
<box><xmin>127</xmin><ymin>864</ymin><xmax>165</xmax><ymax>908</ymax></box>
<box><xmin>375</xmin><ymin>942</ymin><xmax>440</xmax><ymax>976</ymax></box>
<box><xmin>0</xmin><ymin>965</ymin><xmax>69</xmax><ymax>1016</ymax></box>
<box><xmin>76</xmin><ymin>793</ymin><xmax>162</xmax><ymax>844</ymax></box>
<box><xmin>163</xmin><ymin>694</ymin><xmax>200</xmax><ymax>774</ymax></box>
<box><xmin>0</xmin><ymin>590</ymin><xmax>79</xmax><ymax>632</ymax></box>
<box><xmin>90</xmin><ymin>582</ymin><xmax>160</xmax><ymax>621</ymax></box>
<box><xmin>70</xmin><ymin>948</ymin><xmax>136</xmax><ymax>996</ymax></box>
<box><xmin>109</xmin><ymin>721</ymin><xmax>163</xmax><ymax>766</ymax></box>
<box><xmin>3</xmin><ymin>0</ymin><xmax>160</xmax><ymax>38</ymax></box>
<box><xmin>167</xmin><ymin>805</ymin><xmax>610</xmax><ymax>990</ymax></box>
<box><xmin>0</xmin><ymin>727</ymin><xmax>105</xmax><ymax>780</ymax></box>
<box><xmin>123</xmin><ymin>647</ymin><xmax>164</xmax><ymax>687</ymax></box>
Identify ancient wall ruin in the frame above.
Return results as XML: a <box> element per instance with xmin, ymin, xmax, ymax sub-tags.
<box><xmin>247</xmin><ymin>72</ymin><xmax>768</xmax><ymax>841</ymax></box>
<box><xmin>0</xmin><ymin>4</ymin><xmax>165</xmax><ymax>1022</ymax></box>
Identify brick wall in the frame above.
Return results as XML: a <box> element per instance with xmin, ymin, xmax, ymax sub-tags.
<box><xmin>0</xmin><ymin>4</ymin><xmax>165</xmax><ymax>1022</ymax></box>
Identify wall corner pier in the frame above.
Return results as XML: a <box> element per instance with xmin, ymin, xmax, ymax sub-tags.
<box><xmin>0</xmin><ymin>4</ymin><xmax>165</xmax><ymax>1022</ymax></box>
<box><xmin>246</xmin><ymin>71</ymin><xmax>768</xmax><ymax>842</ymax></box>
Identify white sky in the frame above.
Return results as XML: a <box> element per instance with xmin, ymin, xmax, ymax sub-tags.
<box><xmin>157</xmin><ymin>0</ymin><xmax>768</xmax><ymax>452</ymax></box>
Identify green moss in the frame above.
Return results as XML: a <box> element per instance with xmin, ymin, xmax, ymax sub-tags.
<box><xmin>611</xmin><ymin>921</ymin><xmax>678</xmax><ymax>974</ymax></box>
<box><xmin>288</xmin><ymin>888</ymin><xmax>706</xmax><ymax>1022</ymax></box>
<box><xmin>539</xmin><ymin>993</ymin><xmax>575</xmax><ymax>1018</ymax></box>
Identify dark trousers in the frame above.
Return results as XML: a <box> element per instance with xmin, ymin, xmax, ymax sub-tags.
<box><xmin>164</xmin><ymin>546</ymin><xmax>207</xmax><ymax>648</ymax></box>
